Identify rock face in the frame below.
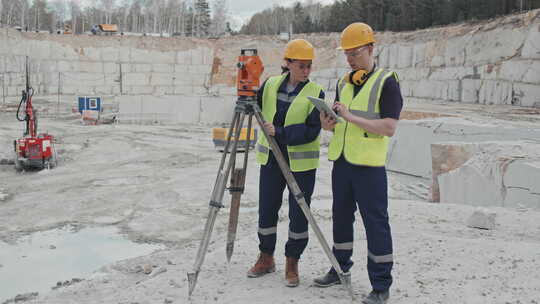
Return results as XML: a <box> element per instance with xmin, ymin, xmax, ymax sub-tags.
<box><xmin>430</xmin><ymin>143</ymin><xmax>475</xmax><ymax>202</ymax></box>
<box><xmin>387</xmin><ymin>114</ymin><xmax>540</xmax><ymax>179</ymax></box>
<box><xmin>0</xmin><ymin>10</ymin><xmax>539</xmax><ymax>124</ymax></box>
<box><xmin>434</xmin><ymin>141</ymin><xmax>540</xmax><ymax>209</ymax></box>
<box><xmin>1</xmin><ymin>11</ymin><xmax>539</xmax><ymax>209</ymax></box>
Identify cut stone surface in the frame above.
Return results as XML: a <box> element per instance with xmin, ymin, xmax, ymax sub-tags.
<box><xmin>430</xmin><ymin>143</ymin><xmax>475</xmax><ymax>202</ymax></box>
<box><xmin>437</xmin><ymin>141</ymin><xmax>540</xmax><ymax>209</ymax></box>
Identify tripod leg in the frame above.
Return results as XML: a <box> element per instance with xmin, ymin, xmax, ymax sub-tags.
<box><xmin>226</xmin><ymin>168</ymin><xmax>244</xmax><ymax>262</ymax></box>
<box><xmin>188</xmin><ymin>111</ymin><xmax>247</xmax><ymax>297</ymax></box>
<box><xmin>251</xmin><ymin>109</ymin><xmax>355</xmax><ymax>300</ymax></box>
<box><xmin>226</xmin><ymin>113</ymin><xmax>254</xmax><ymax>262</ymax></box>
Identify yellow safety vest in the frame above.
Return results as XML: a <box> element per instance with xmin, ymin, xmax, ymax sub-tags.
<box><xmin>256</xmin><ymin>74</ymin><xmax>323</xmax><ymax>172</ymax></box>
<box><xmin>328</xmin><ymin>68</ymin><xmax>397</xmax><ymax>167</ymax></box>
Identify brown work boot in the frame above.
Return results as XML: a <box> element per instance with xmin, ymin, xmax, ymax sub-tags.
<box><xmin>285</xmin><ymin>257</ymin><xmax>299</xmax><ymax>287</ymax></box>
<box><xmin>247</xmin><ymin>252</ymin><xmax>275</xmax><ymax>278</ymax></box>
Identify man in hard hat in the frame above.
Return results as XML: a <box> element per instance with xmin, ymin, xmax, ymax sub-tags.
<box><xmin>247</xmin><ymin>39</ymin><xmax>326</xmax><ymax>287</ymax></box>
<box><xmin>313</xmin><ymin>23</ymin><xmax>403</xmax><ymax>304</ymax></box>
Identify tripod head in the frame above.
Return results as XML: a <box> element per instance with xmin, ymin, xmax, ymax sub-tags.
<box><xmin>236</xmin><ymin>49</ymin><xmax>264</xmax><ymax>98</ymax></box>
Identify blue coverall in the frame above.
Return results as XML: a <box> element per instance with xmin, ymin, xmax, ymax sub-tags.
<box><xmin>330</xmin><ymin>71</ymin><xmax>402</xmax><ymax>292</ymax></box>
<box><xmin>256</xmin><ymin>73</ymin><xmax>324</xmax><ymax>259</ymax></box>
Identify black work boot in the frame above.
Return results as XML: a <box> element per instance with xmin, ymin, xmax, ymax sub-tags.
<box><xmin>312</xmin><ymin>270</ymin><xmax>341</xmax><ymax>287</ymax></box>
<box><xmin>362</xmin><ymin>290</ymin><xmax>390</xmax><ymax>304</ymax></box>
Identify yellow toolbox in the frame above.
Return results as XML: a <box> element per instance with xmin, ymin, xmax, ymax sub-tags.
<box><xmin>212</xmin><ymin>128</ymin><xmax>257</xmax><ymax>152</ymax></box>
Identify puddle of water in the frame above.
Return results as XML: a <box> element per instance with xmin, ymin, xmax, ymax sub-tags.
<box><xmin>0</xmin><ymin>225</ymin><xmax>163</xmax><ymax>302</ymax></box>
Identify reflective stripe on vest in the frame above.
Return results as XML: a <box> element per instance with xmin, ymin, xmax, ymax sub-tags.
<box><xmin>328</xmin><ymin>69</ymin><xmax>397</xmax><ymax>166</ymax></box>
<box><xmin>289</xmin><ymin>151</ymin><xmax>319</xmax><ymax>160</ymax></box>
<box><xmin>257</xmin><ymin>143</ymin><xmax>269</xmax><ymax>154</ymax></box>
<box><xmin>256</xmin><ymin>74</ymin><xmax>323</xmax><ymax>172</ymax></box>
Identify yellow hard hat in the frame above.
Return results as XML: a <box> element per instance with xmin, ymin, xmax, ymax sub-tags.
<box><xmin>284</xmin><ymin>39</ymin><xmax>315</xmax><ymax>60</ymax></box>
<box><xmin>338</xmin><ymin>23</ymin><xmax>376</xmax><ymax>50</ymax></box>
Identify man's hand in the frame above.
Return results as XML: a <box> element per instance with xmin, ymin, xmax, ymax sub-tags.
<box><xmin>332</xmin><ymin>101</ymin><xmax>399</xmax><ymax>137</ymax></box>
<box><xmin>263</xmin><ymin>122</ymin><xmax>275</xmax><ymax>136</ymax></box>
<box><xmin>332</xmin><ymin>102</ymin><xmax>353</xmax><ymax>122</ymax></box>
<box><xmin>320</xmin><ymin>111</ymin><xmax>337</xmax><ymax>131</ymax></box>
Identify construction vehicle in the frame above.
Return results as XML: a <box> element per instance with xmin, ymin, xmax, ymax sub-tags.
<box><xmin>187</xmin><ymin>49</ymin><xmax>354</xmax><ymax>300</ymax></box>
<box><xmin>91</xmin><ymin>24</ymin><xmax>118</xmax><ymax>35</ymax></box>
<box><xmin>14</xmin><ymin>57</ymin><xmax>57</xmax><ymax>171</ymax></box>
<box><xmin>63</xmin><ymin>24</ymin><xmax>72</xmax><ymax>34</ymax></box>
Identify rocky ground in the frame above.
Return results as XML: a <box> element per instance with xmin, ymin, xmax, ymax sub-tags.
<box><xmin>1</xmin><ymin>108</ymin><xmax>539</xmax><ymax>304</ymax></box>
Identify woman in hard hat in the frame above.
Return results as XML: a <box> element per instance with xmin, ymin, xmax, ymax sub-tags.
<box><xmin>314</xmin><ymin>23</ymin><xmax>403</xmax><ymax>304</ymax></box>
<box><xmin>248</xmin><ymin>39</ymin><xmax>325</xmax><ymax>288</ymax></box>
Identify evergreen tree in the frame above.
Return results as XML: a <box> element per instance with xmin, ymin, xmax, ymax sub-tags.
<box><xmin>185</xmin><ymin>5</ymin><xmax>194</xmax><ymax>36</ymax></box>
<box><xmin>292</xmin><ymin>2</ymin><xmax>304</xmax><ymax>33</ymax></box>
<box><xmin>194</xmin><ymin>0</ymin><xmax>210</xmax><ymax>37</ymax></box>
<box><xmin>13</xmin><ymin>0</ymin><xmax>536</xmax><ymax>35</ymax></box>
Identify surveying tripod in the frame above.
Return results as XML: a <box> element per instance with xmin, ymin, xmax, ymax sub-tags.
<box><xmin>187</xmin><ymin>49</ymin><xmax>354</xmax><ymax>300</ymax></box>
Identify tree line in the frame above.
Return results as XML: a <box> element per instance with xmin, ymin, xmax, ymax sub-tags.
<box><xmin>0</xmin><ymin>0</ymin><xmax>230</xmax><ymax>37</ymax></box>
<box><xmin>1</xmin><ymin>0</ymin><xmax>539</xmax><ymax>37</ymax></box>
<box><xmin>240</xmin><ymin>0</ymin><xmax>540</xmax><ymax>35</ymax></box>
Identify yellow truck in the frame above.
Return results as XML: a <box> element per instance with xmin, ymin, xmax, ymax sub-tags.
<box><xmin>91</xmin><ymin>24</ymin><xmax>118</xmax><ymax>35</ymax></box>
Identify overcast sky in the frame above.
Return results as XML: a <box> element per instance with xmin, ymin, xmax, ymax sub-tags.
<box><xmin>227</xmin><ymin>0</ymin><xmax>334</xmax><ymax>29</ymax></box>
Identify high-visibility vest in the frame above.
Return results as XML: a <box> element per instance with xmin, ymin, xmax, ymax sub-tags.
<box><xmin>328</xmin><ymin>68</ymin><xmax>398</xmax><ymax>167</ymax></box>
<box><xmin>256</xmin><ymin>74</ymin><xmax>323</xmax><ymax>172</ymax></box>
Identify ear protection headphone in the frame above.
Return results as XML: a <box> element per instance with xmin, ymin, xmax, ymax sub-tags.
<box><xmin>343</xmin><ymin>69</ymin><xmax>370</xmax><ymax>86</ymax></box>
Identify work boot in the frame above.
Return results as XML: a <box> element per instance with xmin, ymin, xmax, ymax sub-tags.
<box><xmin>312</xmin><ymin>270</ymin><xmax>342</xmax><ymax>287</ymax></box>
<box><xmin>247</xmin><ymin>252</ymin><xmax>275</xmax><ymax>278</ymax></box>
<box><xmin>285</xmin><ymin>257</ymin><xmax>299</xmax><ymax>287</ymax></box>
<box><xmin>362</xmin><ymin>290</ymin><xmax>390</xmax><ymax>304</ymax></box>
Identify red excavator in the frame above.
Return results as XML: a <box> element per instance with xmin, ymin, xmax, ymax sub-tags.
<box><xmin>14</xmin><ymin>57</ymin><xmax>57</xmax><ymax>171</ymax></box>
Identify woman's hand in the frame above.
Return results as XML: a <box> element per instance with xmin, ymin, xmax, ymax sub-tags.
<box><xmin>263</xmin><ymin>122</ymin><xmax>275</xmax><ymax>136</ymax></box>
<box><xmin>320</xmin><ymin>111</ymin><xmax>337</xmax><ymax>131</ymax></box>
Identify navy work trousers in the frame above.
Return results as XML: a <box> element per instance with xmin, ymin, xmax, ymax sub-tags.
<box><xmin>257</xmin><ymin>152</ymin><xmax>316</xmax><ymax>259</ymax></box>
<box><xmin>331</xmin><ymin>156</ymin><xmax>393</xmax><ymax>291</ymax></box>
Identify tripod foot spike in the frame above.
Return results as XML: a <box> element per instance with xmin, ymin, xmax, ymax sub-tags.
<box><xmin>339</xmin><ymin>272</ymin><xmax>355</xmax><ymax>301</ymax></box>
<box><xmin>226</xmin><ymin>242</ymin><xmax>233</xmax><ymax>263</ymax></box>
<box><xmin>187</xmin><ymin>271</ymin><xmax>199</xmax><ymax>297</ymax></box>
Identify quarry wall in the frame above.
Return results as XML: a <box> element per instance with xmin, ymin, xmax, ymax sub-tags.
<box><xmin>0</xmin><ymin>10</ymin><xmax>539</xmax><ymax>123</ymax></box>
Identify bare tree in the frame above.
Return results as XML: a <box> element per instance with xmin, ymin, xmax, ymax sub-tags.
<box><xmin>0</xmin><ymin>0</ymin><xmax>4</xmax><ymax>25</ymax></box>
<box><xmin>190</xmin><ymin>0</ymin><xmax>195</xmax><ymax>36</ymax></box>
<box><xmin>20</xmin><ymin>0</ymin><xmax>29</xmax><ymax>30</ymax></box>
<box><xmin>210</xmin><ymin>0</ymin><xmax>227</xmax><ymax>36</ymax></box>
<box><xmin>164</xmin><ymin>0</ymin><xmax>184</xmax><ymax>34</ymax></box>
<box><xmin>178</xmin><ymin>0</ymin><xmax>188</xmax><ymax>35</ymax></box>
<box><xmin>129</xmin><ymin>1</ymin><xmax>142</xmax><ymax>32</ymax></box>
<box><xmin>50</xmin><ymin>0</ymin><xmax>67</xmax><ymax>31</ymax></box>
<box><xmin>69</xmin><ymin>1</ymin><xmax>80</xmax><ymax>33</ymax></box>
<box><xmin>101</xmin><ymin>0</ymin><xmax>115</xmax><ymax>23</ymax></box>
<box><xmin>119</xmin><ymin>0</ymin><xmax>130</xmax><ymax>32</ymax></box>
<box><xmin>6</xmin><ymin>1</ymin><xmax>15</xmax><ymax>26</ymax></box>
<box><xmin>151</xmin><ymin>0</ymin><xmax>165</xmax><ymax>33</ymax></box>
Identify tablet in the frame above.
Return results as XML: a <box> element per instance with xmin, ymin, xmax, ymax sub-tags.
<box><xmin>307</xmin><ymin>96</ymin><xmax>344</xmax><ymax>123</ymax></box>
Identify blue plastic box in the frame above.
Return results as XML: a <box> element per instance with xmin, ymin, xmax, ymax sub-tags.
<box><xmin>78</xmin><ymin>97</ymin><xmax>101</xmax><ymax>113</ymax></box>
